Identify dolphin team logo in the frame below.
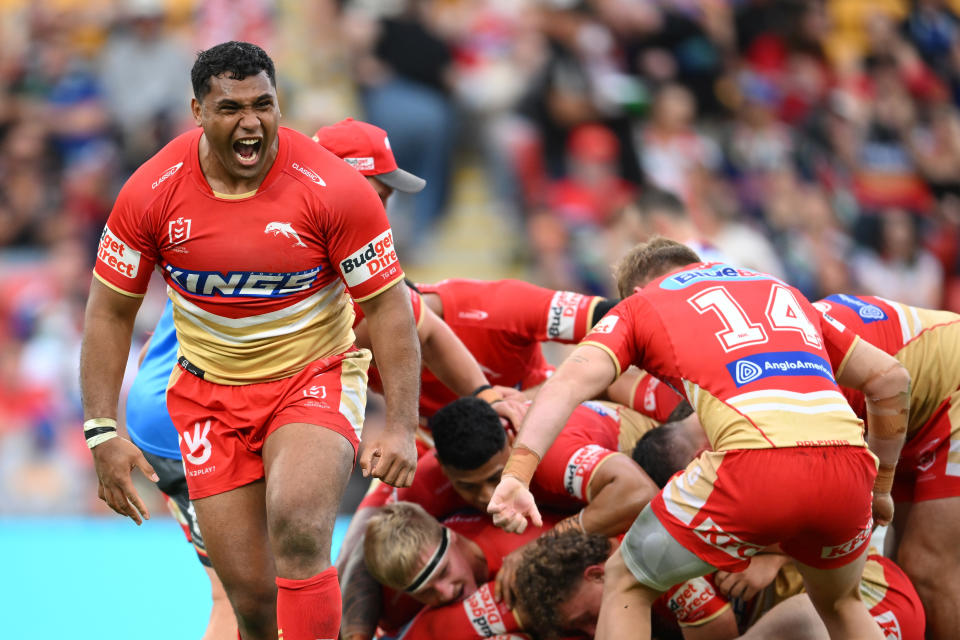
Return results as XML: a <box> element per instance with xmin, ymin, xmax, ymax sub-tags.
<box><xmin>265</xmin><ymin>222</ymin><xmax>307</xmax><ymax>247</ymax></box>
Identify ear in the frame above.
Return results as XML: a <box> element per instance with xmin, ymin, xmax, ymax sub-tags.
<box><xmin>632</xmin><ymin>285</ymin><xmax>644</xmax><ymax>295</ymax></box>
<box><xmin>191</xmin><ymin>98</ymin><xmax>202</xmax><ymax>126</ymax></box>
<box><xmin>584</xmin><ymin>564</ymin><xmax>605</xmax><ymax>582</ymax></box>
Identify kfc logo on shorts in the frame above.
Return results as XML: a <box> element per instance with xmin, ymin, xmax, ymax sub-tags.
<box><xmin>694</xmin><ymin>518</ymin><xmax>765</xmax><ymax>560</ymax></box>
<box><xmin>563</xmin><ymin>445</ymin><xmax>609</xmax><ymax>500</ymax></box>
<box><xmin>820</xmin><ymin>520</ymin><xmax>873</xmax><ymax>560</ymax></box>
<box><xmin>152</xmin><ymin>162</ymin><xmax>183</xmax><ymax>189</ymax></box>
<box><xmin>340</xmin><ymin>230</ymin><xmax>400</xmax><ymax>288</ymax></box>
<box><xmin>463</xmin><ymin>583</ymin><xmax>507</xmax><ymax>637</ymax></box>
<box><xmin>168</xmin><ymin>217</ymin><xmax>192</xmax><ymax>246</ymax></box>
<box><xmin>547</xmin><ymin>290</ymin><xmax>586</xmax><ymax>340</ymax></box>
<box><xmin>591</xmin><ymin>315</ymin><xmax>619</xmax><ymax>334</ymax></box>
<box><xmin>98</xmin><ymin>226</ymin><xmax>141</xmax><ymax>279</ymax></box>
<box><xmin>872</xmin><ymin>611</ymin><xmax>902</xmax><ymax>639</ymax></box>
<box><xmin>183</xmin><ymin>420</ymin><xmax>213</xmax><ymax>466</ymax></box>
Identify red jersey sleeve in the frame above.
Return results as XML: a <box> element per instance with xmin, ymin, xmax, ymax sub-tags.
<box><xmin>580</xmin><ymin>297</ymin><xmax>646</xmax><ymax>377</ymax></box>
<box><xmin>817</xmin><ymin>309</ymin><xmax>861</xmax><ymax>378</ymax></box>
<box><xmin>630</xmin><ymin>372</ymin><xmax>684</xmax><ymax>422</ymax></box>
<box><xmin>540</xmin><ymin>290</ymin><xmax>607</xmax><ymax>343</ymax></box>
<box><xmin>399</xmin><ymin>583</ymin><xmax>521</xmax><ymax>640</ymax></box>
<box><xmin>93</xmin><ymin>179</ymin><xmax>160</xmax><ymax>297</ymax></box>
<box><xmin>322</xmin><ymin>164</ymin><xmax>404</xmax><ymax>302</ymax></box>
<box><xmin>660</xmin><ymin>575</ymin><xmax>731</xmax><ymax>627</ymax></box>
<box><xmin>534</xmin><ymin>441</ymin><xmax>618</xmax><ymax>503</ymax></box>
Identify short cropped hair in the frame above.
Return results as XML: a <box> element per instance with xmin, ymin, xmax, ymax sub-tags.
<box><xmin>191</xmin><ymin>41</ymin><xmax>276</xmax><ymax>100</ymax></box>
<box><xmin>430</xmin><ymin>397</ymin><xmax>506</xmax><ymax>470</ymax></box>
<box><xmin>513</xmin><ymin>531</ymin><xmax>612</xmax><ymax>638</ymax></box>
<box><xmin>364</xmin><ymin>502</ymin><xmax>443</xmax><ymax>591</ymax></box>
<box><xmin>613</xmin><ymin>236</ymin><xmax>701</xmax><ymax>298</ymax></box>
<box><xmin>631</xmin><ymin>423</ymin><xmax>688</xmax><ymax>488</ymax></box>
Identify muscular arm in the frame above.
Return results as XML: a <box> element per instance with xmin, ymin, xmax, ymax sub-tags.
<box><xmin>339</xmin><ymin>524</ymin><xmax>383</xmax><ymax>640</ymax></box>
<box><xmin>581</xmin><ymin>454</ymin><xmax>658</xmax><ymax>536</ymax></box>
<box><xmin>357</xmin><ymin>281</ymin><xmax>421</xmax><ymax>487</ymax></box>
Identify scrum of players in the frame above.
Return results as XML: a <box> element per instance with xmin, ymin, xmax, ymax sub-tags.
<box><xmin>83</xmin><ymin>41</ymin><xmax>959</xmax><ymax>640</ymax></box>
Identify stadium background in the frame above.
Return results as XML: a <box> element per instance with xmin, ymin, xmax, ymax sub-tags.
<box><xmin>1</xmin><ymin>0</ymin><xmax>957</xmax><ymax>637</ymax></box>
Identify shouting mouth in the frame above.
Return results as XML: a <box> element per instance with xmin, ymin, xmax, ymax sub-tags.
<box><xmin>233</xmin><ymin>137</ymin><xmax>262</xmax><ymax>166</ymax></box>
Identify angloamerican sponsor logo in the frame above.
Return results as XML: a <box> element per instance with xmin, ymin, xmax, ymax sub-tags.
<box><xmin>340</xmin><ymin>229</ymin><xmax>399</xmax><ymax>288</ymax></box>
<box><xmin>98</xmin><ymin>225</ymin><xmax>141</xmax><ymax>278</ymax></box>
<box><xmin>824</xmin><ymin>294</ymin><xmax>887</xmax><ymax>323</ymax></box>
<box><xmin>547</xmin><ymin>290</ymin><xmax>586</xmax><ymax>340</ymax></box>
<box><xmin>463</xmin><ymin>583</ymin><xmax>507</xmax><ymax>637</ymax></box>
<box><xmin>563</xmin><ymin>444</ymin><xmax>608</xmax><ymax>500</ymax></box>
<box><xmin>820</xmin><ymin>519</ymin><xmax>873</xmax><ymax>559</ymax></box>
<box><xmin>660</xmin><ymin>263</ymin><xmax>775</xmax><ymax>290</ymax></box>
<box><xmin>291</xmin><ymin>162</ymin><xmax>326</xmax><ymax>186</ymax></box>
<box><xmin>163</xmin><ymin>263</ymin><xmax>321</xmax><ymax>297</ymax></box>
<box><xmin>152</xmin><ymin>161</ymin><xmax>183</xmax><ymax>189</ymax></box>
<box><xmin>725</xmin><ymin>351</ymin><xmax>836</xmax><ymax>388</ymax></box>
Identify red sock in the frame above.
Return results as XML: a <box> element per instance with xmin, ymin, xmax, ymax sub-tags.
<box><xmin>276</xmin><ymin>567</ymin><xmax>341</xmax><ymax>640</ymax></box>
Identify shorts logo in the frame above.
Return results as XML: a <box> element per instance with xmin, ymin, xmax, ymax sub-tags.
<box><xmin>563</xmin><ymin>444</ymin><xmax>609</xmax><ymax>500</ymax></box>
<box><xmin>291</xmin><ymin>162</ymin><xmax>326</xmax><ymax>186</ymax></box>
<box><xmin>915</xmin><ymin>438</ymin><xmax>940</xmax><ymax>472</ymax></box>
<box><xmin>98</xmin><ymin>225</ymin><xmax>141</xmax><ymax>279</ymax></box>
<box><xmin>825</xmin><ymin>294</ymin><xmax>888</xmax><ymax>324</ymax></box>
<box><xmin>591</xmin><ymin>315</ymin><xmax>619</xmax><ymax>335</ymax></box>
<box><xmin>820</xmin><ymin>519</ymin><xmax>872</xmax><ymax>559</ymax></box>
<box><xmin>462</xmin><ymin>583</ymin><xmax>506</xmax><ymax>637</ymax></box>
<box><xmin>344</xmin><ymin>157</ymin><xmax>375</xmax><ymax>171</ymax></box>
<box><xmin>152</xmin><ymin>162</ymin><xmax>183</xmax><ymax>189</ymax></box>
<box><xmin>872</xmin><ymin>611</ymin><xmax>902</xmax><ymax>639</ymax></box>
<box><xmin>303</xmin><ymin>385</ymin><xmax>326</xmax><ymax>399</ymax></box>
<box><xmin>694</xmin><ymin>517</ymin><xmax>765</xmax><ymax>560</ymax></box>
<box><xmin>265</xmin><ymin>222</ymin><xmax>308</xmax><ymax>248</ymax></box>
<box><xmin>726</xmin><ymin>351</ymin><xmax>835</xmax><ymax>388</ymax></box>
<box><xmin>547</xmin><ymin>291</ymin><xmax>586</xmax><ymax>340</ymax></box>
<box><xmin>168</xmin><ymin>217</ymin><xmax>191</xmax><ymax>246</ymax></box>
<box><xmin>183</xmin><ymin>420</ymin><xmax>213</xmax><ymax>466</ymax></box>
<box><xmin>340</xmin><ymin>229</ymin><xmax>400</xmax><ymax>288</ymax></box>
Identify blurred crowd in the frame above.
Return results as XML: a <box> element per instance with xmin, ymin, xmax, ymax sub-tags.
<box><xmin>2</xmin><ymin>0</ymin><xmax>960</xmax><ymax>514</ymax></box>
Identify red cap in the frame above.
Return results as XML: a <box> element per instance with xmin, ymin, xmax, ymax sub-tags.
<box><xmin>312</xmin><ymin>118</ymin><xmax>426</xmax><ymax>193</ymax></box>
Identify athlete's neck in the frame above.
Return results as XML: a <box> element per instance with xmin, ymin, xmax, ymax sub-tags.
<box><xmin>459</xmin><ymin>536</ymin><xmax>489</xmax><ymax>583</ymax></box>
<box><xmin>197</xmin><ymin>132</ymin><xmax>278</xmax><ymax>195</ymax></box>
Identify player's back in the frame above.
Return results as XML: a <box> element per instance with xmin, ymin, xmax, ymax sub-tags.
<box><xmin>816</xmin><ymin>294</ymin><xmax>960</xmax><ymax>435</ymax></box>
<box><xmin>586</xmin><ymin>263</ymin><xmax>865</xmax><ymax>451</ymax></box>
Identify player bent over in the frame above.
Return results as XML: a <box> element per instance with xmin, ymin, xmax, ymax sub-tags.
<box><xmin>488</xmin><ymin>237</ymin><xmax>910</xmax><ymax>640</ymax></box>
<box><xmin>81</xmin><ymin>42</ymin><xmax>419</xmax><ymax>640</ymax></box>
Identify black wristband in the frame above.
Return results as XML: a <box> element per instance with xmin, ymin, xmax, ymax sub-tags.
<box><xmin>471</xmin><ymin>384</ymin><xmax>493</xmax><ymax>397</ymax></box>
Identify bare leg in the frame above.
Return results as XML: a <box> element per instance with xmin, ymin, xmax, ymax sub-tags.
<box><xmin>202</xmin><ymin>566</ymin><xmax>239</xmax><ymax>640</ymax></box>
<box><xmin>896</xmin><ymin>496</ymin><xmax>960</xmax><ymax>640</ymax></box>
<box><xmin>738</xmin><ymin>594</ymin><xmax>830</xmax><ymax>640</ymax></box>
<box><xmin>595</xmin><ymin>547</ymin><xmax>662</xmax><ymax>640</ymax></box>
<box><xmin>193</xmin><ymin>481</ymin><xmax>277</xmax><ymax>640</ymax></box>
<box><xmin>795</xmin><ymin>550</ymin><xmax>883</xmax><ymax>640</ymax></box>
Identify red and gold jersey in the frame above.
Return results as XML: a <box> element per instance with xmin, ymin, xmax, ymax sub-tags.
<box><xmin>352</xmin><ymin>284</ymin><xmax>425</xmax><ymax>329</ymax></box>
<box><xmin>415</xmin><ymin>279</ymin><xmax>605</xmax><ymax>416</ymax></box>
<box><xmin>583</xmin><ymin>263</ymin><xmax>865</xmax><ymax>451</ymax></box>
<box><xmin>627</xmin><ymin>371</ymin><xmax>685</xmax><ymax>422</ymax></box>
<box><xmin>94</xmin><ymin>127</ymin><xmax>403</xmax><ymax>384</ymax></box>
<box><xmin>359</xmin><ymin>403</ymin><xmax>622</xmax><ymax>515</ymax></box>
<box><xmin>397</xmin><ymin>582</ymin><xmax>525</xmax><ymax>640</ymax></box>
<box><xmin>815</xmin><ymin>294</ymin><xmax>960</xmax><ymax>438</ymax></box>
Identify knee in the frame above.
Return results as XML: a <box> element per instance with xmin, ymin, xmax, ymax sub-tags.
<box><xmin>229</xmin><ymin>583</ymin><xmax>276</xmax><ymax>637</ymax></box>
<box><xmin>269</xmin><ymin>511</ymin><xmax>333</xmax><ymax>570</ymax></box>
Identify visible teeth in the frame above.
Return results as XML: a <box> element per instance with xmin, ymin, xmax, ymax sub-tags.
<box><xmin>238</xmin><ymin>139</ymin><xmax>258</xmax><ymax>145</ymax></box>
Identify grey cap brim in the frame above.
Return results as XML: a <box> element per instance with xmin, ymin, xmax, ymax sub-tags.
<box><xmin>376</xmin><ymin>168</ymin><xmax>426</xmax><ymax>193</ymax></box>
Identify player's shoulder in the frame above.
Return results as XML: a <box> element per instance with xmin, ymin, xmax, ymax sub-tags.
<box><xmin>279</xmin><ymin>127</ymin><xmax>370</xmax><ymax>192</ymax></box>
<box><xmin>121</xmin><ymin>129</ymin><xmax>200</xmax><ymax>201</ymax></box>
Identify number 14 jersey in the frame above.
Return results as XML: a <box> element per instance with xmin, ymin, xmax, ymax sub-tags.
<box><xmin>583</xmin><ymin>263</ymin><xmax>866</xmax><ymax>451</ymax></box>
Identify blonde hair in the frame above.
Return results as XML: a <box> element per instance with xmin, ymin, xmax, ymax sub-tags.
<box><xmin>363</xmin><ymin>502</ymin><xmax>444</xmax><ymax>590</ymax></box>
<box><xmin>613</xmin><ymin>236</ymin><xmax>701</xmax><ymax>298</ymax></box>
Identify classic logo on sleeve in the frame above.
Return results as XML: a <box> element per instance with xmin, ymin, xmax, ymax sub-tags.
<box><xmin>152</xmin><ymin>162</ymin><xmax>183</xmax><ymax>189</ymax></box>
<box><xmin>563</xmin><ymin>444</ymin><xmax>610</xmax><ymax>499</ymax></box>
<box><xmin>547</xmin><ymin>290</ymin><xmax>586</xmax><ymax>340</ymax></box>
<box><xmin>98</xmin><ymin>225</ymin><xmax>141</xmax><ymax>279</ymax></box>
<box><xmin>340</xmin><ymin>229</ymin><xmax>399</xmax><ymax>288</ymax></box>
<box><xmin>725</xmin><ymin>351</ymin><xmax>836</xmax><ymax>388</ymax></box>
<box><xmin>462</xmin><ymin>584</ymin><xmax>508</xmax><ymax>637</ymax></box>
<box><xmin>590</xmin><ymin>315</ymin><xmax>619</xmax><ymax>335</ymax></box>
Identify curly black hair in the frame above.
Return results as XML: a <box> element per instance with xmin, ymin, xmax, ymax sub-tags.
<box><xmin>513</xmin><ymin>531</ymin><xmax>612</xmax><ymax>638</ymax></box>
<box><xmin>191</xmin><ymin>41</ymin><xmax>276</xmax><ymax>100</ymax></box>
<box><xmin>429</xmin><ymin>397</ymin><xmax>505</xmax><ymax>470</ymax></box>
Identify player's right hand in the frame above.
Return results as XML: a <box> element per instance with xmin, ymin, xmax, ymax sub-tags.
<box><xmin>487</xmin><ymin>475</ymin><xmax>542</xmax><ymax>534</ymax></box>
<box><xmin>872</xmin><ymin>491</ymin><xmax>894</xmax><ymax>527</ymax></box>
<box><xmin>359</xmin><ymin>424</ymin><xmax>417</xmax><ymax>488</ymax></box>
<box><xmin>91</xmin><ymin>437</ymin><xmax>158</xmax><ymax>525</ymax></box>
<box><xmin>494</xmin><ymin>546</ymin><xmax>525</xmax><ymax>607</ymax></box>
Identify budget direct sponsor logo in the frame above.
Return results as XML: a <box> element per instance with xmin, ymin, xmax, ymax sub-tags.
<box><xmin>824</xmin><ymin>294</ymin><xmax>887</xmax><ymax>323</ymax></box>
<box><xmin>590</xmin><ymin>314</ymin><xmax>619</xmax><ymax>335</ymax></box>
<box><xmin>463</xmin><ymin>583</ymin><xmax>506</xmax><ymax>637</ymax></box>
<box><xmin>547</xmin><ymin>290</ymin><xmax>586</xmax><ymax>340</ymax></box>
<box><xmin>821</xmin><ymin>519</ymin><xmax>873</xmax><ymax>560</ymax></box>
<box><xmin>291</xmin><ymin>162</ymin><xmax>326</xmax><ymax>186</ymax></box>
<box><xmin>152</xmin><ymin>162</ymin><xmax>183</xmax><ymax>189</ymax></box>
<box><xmin>668</xmin><ymin>577</ymin><xmax>717</xmax><ymax>623</ymax></box>
<box><xmin>563</xmin><ymin>444</ymin><xmax>608</xmax><ymax>500</ymax></box>
<box><xmin>340</xmin><ymin>230</ymin><xmax>399</xmax><ymax>288</ymax></box>
<box><xmin>725</xmin><ymin>351</ymin><xmax>836</xmax><ymax>388</ymax></box>
<box><xmin>344</xmin><ymin>157</ymin><xmax>375</xmax><ymax>171</ymax></box>
<box><xmin>660</xmin><ymin>263</ymin><xmax>774</xmax><ymax>290</ymax></box>
<box><xmin>163</xmin><ymin>263</ymin><xmax>321</xmax><ymax>297</ymax></box>
<box><xmin>98</xmin><ymin>226</ymin><xmax>141</xmax><ymax>278</ymax></box>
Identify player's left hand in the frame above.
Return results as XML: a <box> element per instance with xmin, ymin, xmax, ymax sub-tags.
<box><xmin>872</xmin><ymin>491</ymin><xmax>894</xmax><ymax>527</ymax></box>
<box><xmin>715</xmin><ymin>553</ymin><xmax>784</xmax><ymax>601</ymax></box>
<box><xmin>359</xmin><ymin>424</ymin><xmax>417</xmax><ymax>488</ymax></box>
<box><xmin>492</xmin><ymin>397</ymin><xmax>528</xmax><ymax>436</ymax></box>
<box><xmin>488</xmin><ymin>475</ymin><xmax>542</xmax><ymax>534</ymax></box>
<box><xmin>494</xmin><ymin>546</ymin><xmax>526</xmax><ymax>607</ymax></box>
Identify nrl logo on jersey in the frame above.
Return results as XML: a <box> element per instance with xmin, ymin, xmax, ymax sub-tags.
<box><xmin>168</xmin><ymin>217</ymin><xmax>191</xmax><ymax>246</ymax></box>
<box><xmin>265</xmin><ymin>222</ymin><xmax>308</xmax><ymax>247</ymax></box>
<box><xmin>152</xmin><ymin>162</ymin><xmax>183</xmax><ymax>189</ymax></box>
